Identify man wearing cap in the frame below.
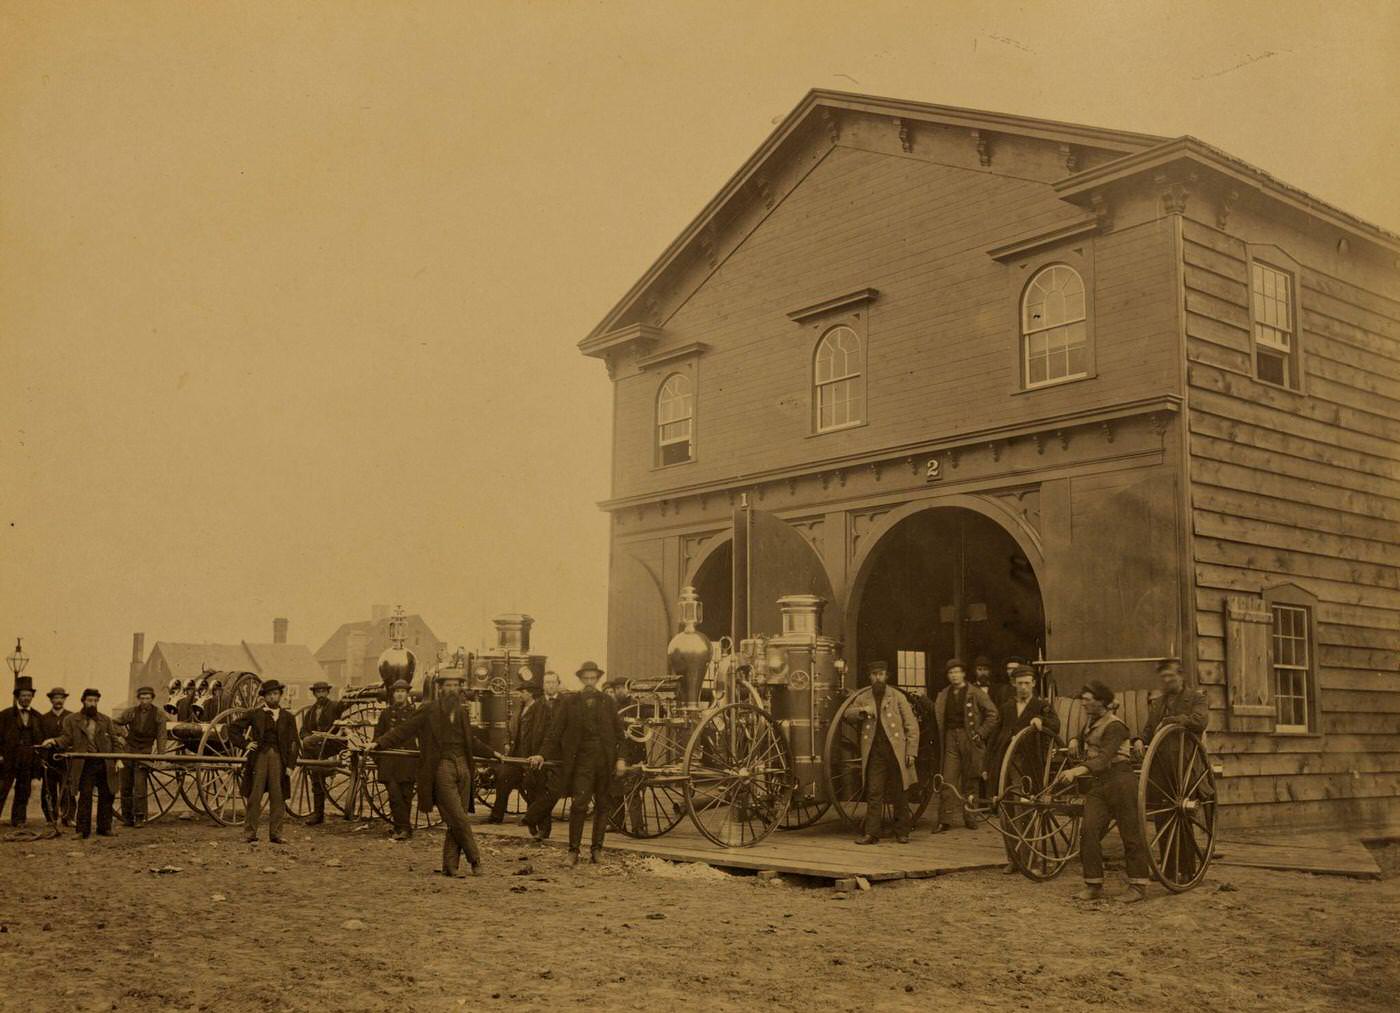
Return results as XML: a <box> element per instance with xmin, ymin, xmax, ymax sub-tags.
<box><xmin>973</xmin><ymin>655</ymin><xmax>1012</xmax><ymax>711</ymax></box>
<box><xmin>375</xmin><ymin>669</ymin><xmax>498</xmax><ymax>876</ymax></box>
<box><xmin>229</xmin><ymin>680</ymin><xmax>300</xmax><ymax>844</ymax></box>
<box><xmin>1054</xmin><ymin>681</ymin><xmax>1150</xmax><ymax>903</ymax></box>
<box><xmin>41</xmin><ymin>688</ymin><xmax>122</xmax><ymax>838</ymax></box>
<box><xmin>114</xmin><ymin>685</ymin><xmax>169</xmax><ymax>827</ymax></box>
<box><xmin>0</xmin><ymin>676</ymin><xmax>45</xmax><ymax>825</ymax></box>
<box><xmin>300</xmin><ymin>681</ymin><xmax>344</xmax><ymax>826</ymax></box>
<box><xmin>845</xmin><ymin>661</ymin><xmax>919</xmax><ymax>845</ymax></box>
<box><xmin>374</xmin><ymin>680</ymin><xmax>420</xmax><ymax>840</ymax></box>
<box><xmin>930</xmin><ymin>658</ymin><xmax>999</xmax><ymax>833</ymax></box>
<box><xmin>528</xmin><ymin>661</ymin><xmax>625</xmax><ymax>867</ymax></box>
<box><xmin>990</xmin><ymin>664</ymin><xmax>1061</xmax><ymax>873</ymax></box>
<box><xmin>1135</xmin><ymin>658</ymin><xmax>1209</xmax><ymax>749</ymax></box>
<box><xmin>487</xmin><ymin>679</ymin><xmax>547</xmax><ymax>825</ymax></box>
<box><xmin>39</xmin><ymin>687</ymin><xmax>75</xmax><ymax>826</ymax></box>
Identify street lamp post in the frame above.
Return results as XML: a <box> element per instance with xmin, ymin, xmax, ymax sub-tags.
<box><xmin>6</xmin><ymin>637</ymin><xmax>29</xmax><ymax>680</ymax></box>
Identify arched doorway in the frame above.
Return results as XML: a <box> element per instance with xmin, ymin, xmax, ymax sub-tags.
<box><xmin>690</xmin><ymin>539</ymin><xmax>733</xmax><ymax>644</ymax></box>
<box><xmin>850</xmin><ymin>506</ymin><xmax>1045</xmax><ymax>696</ymax></box>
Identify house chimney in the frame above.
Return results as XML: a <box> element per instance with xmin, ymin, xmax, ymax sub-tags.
<box><xmin>131</xmin><ymin>632</ymin><xmax>145</xmax><ymax>664</ymax></box>
<box><xmin>128</xmin><ymin>633</ymin><xmax>146</xmax><ymax>703</ymax></box>
<box><xmin>273</xmin><ymin>618</ymin><xmax>288</xmax><ymax>644</ymax></box>
<box><xmin>371</xmin><ymin>604</ymin><xmax>390</xmax><ymax>622</ymax></box>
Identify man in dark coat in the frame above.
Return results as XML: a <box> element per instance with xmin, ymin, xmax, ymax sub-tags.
<box><xmin>520</xmin><ymin>671</ymin><xmax>567</xmax><ymax>840</ymax></box>
<box><xmin>990</xmin><ymin>664</ymin><xmax>1061</xmax><ymax>873</ymax></box>
<box><xmin>229</xmin><ymin>680</ymin><xmax>300</xmax><ymax>845</ymax></box>
<box><xmin>373</xmin><ymin>680</ymin><xmax>420</xmax><ymax>840</ymax></box>
<box><xmin>528</xmin><ymin>661</ymin><xmax>625</xmax><ymax>867</ymax></box>
<box><xmin>174</xmin><ymin>681</ymin><xmax>199</xmax><ymax>723</ymax></box>
<box><xmin>974</xmin><ymin>655</ymin><xmax>1013</xmax><ymax>711</ymax></box>
<box><xmin>930</xmin><ymin>658</ymin><xmax>999</xmax><ymax>832</ymax></box>
<box><xmin>38</xmin><ymin>687</ymin><xmax>75</xmax><ymax>826</ymax></box>
<box><xmin>0</xmin><ymin>676</ymin><xmax>44</xmax><ymax>825</ymax></box>
<box><xmin>1135</xmin><ymin>658</ymin><xmax>1210</xmax><ymax>748</ymax></box>
<box><xmin>374</xmin><ymin>670</ymin><xmax>498</xmax><ymax>876</ymax></box>
<box><xmin>487</xmin><ymin>680</ymin><xmax>548</xmax><ymax>824</ymax></box>
<box><xmin>40</xmin><ymin>688</ymin><xmax>122</xmax><ymax>838</ymax></box>
<box><xmin>300</xmin><ymin>681</ymin><xmax>344</xmax><ymax>825</ymax></box>
<box><xmin>114</xmin><ymin>685</ymin><xmax>168</xmax><ymax>827</ymax></box>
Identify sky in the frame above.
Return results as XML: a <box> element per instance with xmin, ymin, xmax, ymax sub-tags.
<box><xmin>3</xmin><ymin>0</ymin><xmax>1398</xmax><ymax>704</ymax></box>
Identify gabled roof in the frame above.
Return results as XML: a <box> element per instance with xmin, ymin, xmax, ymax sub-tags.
<box><xmin>580</xmin><ymin>89</ymin><xmax>1168</xmax><ymax>351</ymax></box>
<box><xmin>314</xmin><ymin>614</ymin><xmax>439</xmax><ymax>662</ymax></box>
<box><xmin>150</xmin><ymin>641</ymin><xmax>321</xmax><ymax>683</ymax></box>
<box><xmin>242</xmin><ymin>642</ymin><xmax>322</xmax><ymax>682</ymax></box>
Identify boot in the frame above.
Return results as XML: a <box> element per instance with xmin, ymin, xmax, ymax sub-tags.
<box><xmin>854</xmin><ymin>834</ymin><xmax>879</xmax><ymax>845</ymax></box>
<box><xmin>567</xmin><ymin>849</ymin><xmax>580</xmax><ymax>868</ymax></box>
<box><xmin>590</xmin><ymin>846</ymin><xmax>603</xmax><ymax>864</ymax></box>
<box><xmin>1002</xmin><ymin>863</ymin><xmax>1019</xmax><ymax>875</ymax></box>
<box><xmin>930</xmin><ymin>823</ymin><xmax>951</xmax><ymax>834</ymax></box>
<box><xmin>306</xmin><ymin>813</ymin><xmax>325</xmax><ymax>826</ymax></box>
<box><xmin>1073</xmin><ymin>884</ymin><xmax>1104</xmax><ymax>901</ymax></box>
<box><xmin>894</xmin><ymin>832</ymin><xmax>910</xmax><ymax>845</ymax></box>
<box><xmin>1121</xmin><ymin>885</ymin><xmax>1148</xmax><ymax>904</ymax></box>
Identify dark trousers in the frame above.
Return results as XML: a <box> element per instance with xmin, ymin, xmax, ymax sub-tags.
<box><xmin>863</xmin><ymin>736</ymin><xmax>910</xmax><ymax>838</ymax></box>
<box><xmin>933</xmin><ymin>728</ymin><xmax>975</xmax><ymax>825</ymax></box>
<box><xmin>0</xmin><ymin>761</ymin><xmax>38</xmax><ymax>824</ymax></box>
<box><xmin>245</xmin><ymin>747</ymin><xmax>286</xmax><ymax>840</ymax></box>
<box><xmin>489</xmin><ymin>761</ymin><xmax>530</xmax><ymax>821</ymax></box>
<box><xmin>42</xmin><ymin>763</ymin><xmax>74</xmax><ymax>825</ymax></box>
<box><xmin>434</xmin><ymin>755</ymin><xmax>481</xmax><ymax>873</ymax></box>
<box><xmin>75</xmin><ymin>760</ymin><xmax>114</xmax><ymax>836</ymax></box>
<box><xmin>567</xmin><ymin>742</ymin><xmax>611</xmax><ymax>853</ymax></box>
<box><xmin>120</xmin><ymin>761</ymin><xmax>151</xmax><ymax>824</ymax></box>
<box><xmin>385</xmin><ymin>778</ymin><xmax>415</xmax><ymax>834</ymax></box>
<box><xmin>1081</xmin><ymin>765</ymin><xmax>1150</xmax><ymax>886</ymax></box>
<box><xmin>523</xmin><ymin>769</ymin><xmax>559</xmax><ymax>838</ymax></box>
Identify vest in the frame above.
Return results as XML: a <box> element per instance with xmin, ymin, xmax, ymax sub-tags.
<box><xmin>1084</xmin><ymin>713</ymin><xmax>1132</xmax><ymax>767</ymax></box>
<box><xmin>943</xmin><ymin>685</ymin><xmax>969</xmax><ymax>732</ymax></box>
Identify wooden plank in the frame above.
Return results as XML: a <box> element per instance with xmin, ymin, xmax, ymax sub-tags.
<box><xmin>1318</xmin><ymin>642</ymin><xmax>1400</xmax><ymax>672</ymax></box>
<box><xmin>1184</xmin><ymin>262</ymin><xmax>1248</xmax><ymax>309</ymax></box>
<box><xmin>1191</xmin><ymin>433</ymin><xmax>1400</xmax><ymax>507</ymax></box>
<box><xmin>1185</xmin><ymin>288</ymin><xmax>1251</xmax><ymax>332</ymax></box>
<box><xmin>1217</xmin><ymin>769</ymin><xmax>1400</xmax><ymax>804</ymax></box>
<box><xmin>1195</xmin><ymin>560</ymin><xmax>1400</xmax><ymax>611</ymax></box>
<box><xmin>1224</xmin><ymin>751</ymin><xmax>1400</xmax><ymax>776</ymax></box>
<box><xmin>1300</xmin><ymin>281</ymin><xmax>1400</xmax><ymax>344</ymax></box>
<box><xmin>1189</xmin><ymin>363</ymin><xmax>1400</xmax><ymax>445</ymax></box>
<box><xmin>1304</xmin><ymin>307</ymin><xmax>1400</xmax><ymax>367</ymax></box>
<box><xmin>1191</xmin><ymin>458</ymin><xmax>1400</xmax><ymax>527</ymax></box>
<box><xmin>1196</xmin><ymin>539</ymin><xmax>1399</xmax><ymax>595</ymax></box>
<box><xmin>1220</xmin><ymin>794</ymin><xmax>1400</xmax><ymax>831</ymax></box>
<box><xmin>1302</xmin><ymin>265</ymin><xmax>1400</xmax><ymax>322</ymax></box>
<box><xmin>1214</xmin><ymin>838</ymin><xmax>1381</xmax><ymax>879</ymax></box>
<box><xmin>1190</xmin><ymin>405</ymin><xmax>1400</xmax><ymax>486</ymax></box>
<box><xmin>1193</xmin><ymin>508</ymin><xmax>1400</xmax><ymax>568</ymax></box>
<box><xmin>1187</xmin><ymin>336</ymin><xmax>1252</xmax><ymax>376</ymax></box>
<box><xmin>1181</xmin><ymin>217</ymin><xmax>1244</xmax><ymax>261</ymax></box>
<box><xmin>1191</xmin><ymin>387</ymin><xmax>1400</xmax><ymax>466</ymax></box>
<box><xmin>1183</xmin><ymin>238</ymin><xmax>1248</xmax><ymax>283</ymax></box>
<box><xmin>1209</xmin><ymin>731</ymin><xmax>1400</xmax><ymax>754</ymax></box>
<box><xmin>1192</xmin><ymin>479</ymin><xmax>1400</xmax><ymax>547</ymax></box>
<box><xmin>1195</xmin><ymin>586</ymin><xmax>1400</xmax><ymax>633</ymax></box>
<box><xmin>1186</xmin><ymin>309</ymin><xmax>1251</xmax><ymax>353</ymax></box>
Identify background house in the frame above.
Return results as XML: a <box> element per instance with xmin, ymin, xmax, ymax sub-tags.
<box><xmin>126</xmin><ymin>618</ymin><xmax>325</xmax><ymax>708</ymax></box>
<box><xmin>315</xmin><ymin>605</ymin><xmax>446</xmax><ymax>688</ymax></box>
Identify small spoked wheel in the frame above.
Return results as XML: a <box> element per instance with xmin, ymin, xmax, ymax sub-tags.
<box><xmin>682</xmin><ymin>703</ymin><xmax>794</xmax><ymax>848</ymax></box>
<box><xmin>134</xmin><ymin>740</ymin><xmax>185</xmax><ymax>824</ymax></box>
<box><xmin>195</xmin><ymin>708</ymin><xmax>249</xmax><ymax>827</ymax></box>
<box><xmin>609</xmin><ymin>700</ymin><xmax>687</xmax><ymax>839</ymax></box>
<box><xmin>1139</xmin><ymin>726</ymin><xmax>1216</xmax><ymax>892</ymax></box>
<box><xmin>821</xmin><ymin>689</ymin><xmax>935</xmax><ymax>834</ymax></box>
<box><xmin>997</xmin><ymin>726</ymin><xmax>1081</xmax><ymax>881</ymax></box>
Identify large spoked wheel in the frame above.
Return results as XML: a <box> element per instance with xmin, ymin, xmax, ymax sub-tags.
<box><xmin>821</xmin><ymin>689</ymin><xmax>936</xmax><ymax>833</ymax></box>
<box><xmin>779</xmin><ymin>786</ymin><xmax>830</xmax><ymax>831</ymax></box>
<box><xmin>133</xmin><ymin>741</ymin><xmax>186</xmax><ymax>824</ymax></box>
<box><xmin>333</xmin><ymin>701</ymin><xmax>384</xmax><ymax>820</ymax></box>
<box><xmin>1139</xmin><ymin>726</ymin><xmax>1216</xmax><ymax>892</ymax></box>
<box><xmin>224</xmin><ymin>673</ymin><xmax>262</xmax><ymax>712</ymax></box>
<box><xmin>608</xmin><ymin>699</ymin><xmax>687</xmax><ymax>839</ymax></box>
<box><xmin>195</xmin><ymin>708</ymin><xmax>250</xmax><ymax>827</ymax></box>
<box><xmin>997</xmin><ymin>727</ymin><xmax>1081</xmax><ymax>882</ymax></box>
<box><xmin>682</xmin><ymin>703</ymin><xmax>794</xmax><ymax>848</ymax></box>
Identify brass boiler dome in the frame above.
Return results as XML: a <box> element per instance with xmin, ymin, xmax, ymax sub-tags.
<box><xmin>667</xmin><ymin>586</ymin><xmax>711</xmax><ymax>706</ymax></box>
<box><xmin>378</xmin><ymin>647</ymin><xmax>417</xmax><ymax>689</ymax></box>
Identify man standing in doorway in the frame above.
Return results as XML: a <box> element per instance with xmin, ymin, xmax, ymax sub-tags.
<box><xmin>930</xmin><ymin>659</ymin><xmax>998</xmax><ymax>833</ymax></box>
<box><xmin>848</xmin><ymin>662</ymin><xmax>919</xmax><ymax>846</ymax></box>
<box><xmin>230</xmin><ymin>680</ymin><xmax>300</xmax><ymax>845</ymax></box>
<box><xmin>528</xmin><ymin>661</ymin><xmax>625</xmax><ymax>867</ymax></box>
<box><xmin>115</xmin><ymin>685</ymin><xmax>168</xmax><ymax>827</ymax></box>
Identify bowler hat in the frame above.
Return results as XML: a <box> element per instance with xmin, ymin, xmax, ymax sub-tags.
<box><xmin>47</xmin><ymin>686</ymin><xmax>68</xmax><ymax>700</ymax></box>
<box><xmin>944</xmin><ymin>658</ymin><xmax>966</xmax><ymax>674</ymax></box>
<box><xmin>576</xmin><ymin>661</ymin><xmax>604</xmax><ymax>678</ymax></box>
<box><xmin>310</xmin><ymin>680</ymin><xmax>333</xmax><ymax>692</ymax></box>
<box><xmin>81</xmin><ymin>688</ymin><xmax>101</xmax><ymax>700</ymax></box>
<box><xmin>1080</xmin><ymin>681</ymin><xmax>1114</xmax><ymax>705</ymax></box>
<box><xmin>12</xmin><ymin>676</ymin><xmax>34</xmax><ymax>695</ymax></box>
<box><xmin>258</xmin><ymin>680</ymin><xmax>285</xmax><ymax>696</ymax></box>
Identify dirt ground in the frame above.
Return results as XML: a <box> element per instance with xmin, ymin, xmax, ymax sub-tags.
<box><xmin>1</xmin><ymin>817</ymin><xmax>1396</xmax><ymax>1013</ymax></box>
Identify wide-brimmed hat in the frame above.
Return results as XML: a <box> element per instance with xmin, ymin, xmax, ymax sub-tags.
<box><xmin>310</xmin><ymin>680</ymin><xmax>333</xmax><ymax>692</ymax></box>
<box><xmin>1004</xmin><ymin>655</ymin><xmax>1027</xmax><ymax>667</ymax></box>
<box><xmin>47</xmin><ymin>686</ymin><xmax>68</xmax><ymax>700</ymax></box>
<box><xmin>81</xmin><ymin>687</ymin><xmax>101</xmax><ymax>700</ymax></box>
<box><xmin>258</xmin><ymin>680</ymin><xmax>285</xmax><ymax>697</ymax></box>
<box><xmin>576</xmin><ymin>661</ymin><xmax>604</xmax><ymax>678</ymax></box>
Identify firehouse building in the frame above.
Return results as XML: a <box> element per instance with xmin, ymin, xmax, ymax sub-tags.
<box><xmin>579</xmin><ymin>91</ymin><xmax>1400</xmax><ymax>830</ymax></box>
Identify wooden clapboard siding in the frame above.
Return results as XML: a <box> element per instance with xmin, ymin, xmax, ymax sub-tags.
<box><xmin>1180</xmin><ymin>215</ymin><xmax>1400</xmax><ymax>830</ymax></box>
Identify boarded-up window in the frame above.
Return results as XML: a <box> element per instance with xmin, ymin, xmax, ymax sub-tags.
<box><xmin>1224</xmin><ymin>595</ymin><xmax>1274</xmax><ymax>718</ymax></box>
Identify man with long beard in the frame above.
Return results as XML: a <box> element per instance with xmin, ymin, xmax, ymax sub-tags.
<box><xmin>41</xmin><ymin>688</ymin><xmax>121</xmax><ymax>839</ymax></box>
<box><xmin>374</xmin><ymin>670</ymin><xmax>498</xmax><ymax>877</ymax></box>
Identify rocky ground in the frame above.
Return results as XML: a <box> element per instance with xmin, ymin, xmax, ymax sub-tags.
<box><xmin>1</xmin><ymin>817</ymin><xmax>1396</xmax><ymax>1012</ymax></box>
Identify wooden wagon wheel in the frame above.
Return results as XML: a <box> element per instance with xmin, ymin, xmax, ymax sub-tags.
<box><xmin>820</xmin><ymin>688</ymin><xmax>936</xmax><ymax>833</ymax></box>
<box><xmin>608</xmin><ymin>698</ymin><xmax>687</xmax><ymax>838</ymax></box>
<box><xmin>997</xmin><ymin>726</ymin><xmax>1081</xmax><ymax>881</ymax></box>
<box><xmin>195</xmin><ymin>708</ymin><xmax>249</xmax><ymax>827</ymax></box>
<box><xmin>332</xmin><ymin>700</ymin><xmax>383</xmax><ymax>819</ymax></box>
<box><xmin>224</xmin><ymin>673</ymin><xmax>262</xmax><ymax>713</ymax></box>
<box><xmin>682</xmin><ymin>702</ymin><xmax>794</xmax><ymax>848</ymax></box>
<box><xmin>1139</xmin><ymin>726</ymin><xmax>1216</xmax><ymax>892</ymax></box>
<box><xmin>133</xmin><ymin>739</ymin><xmax>186</xmax><ymax>824</ymax></box>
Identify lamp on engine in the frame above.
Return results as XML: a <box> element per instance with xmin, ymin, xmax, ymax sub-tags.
<box><xmin>667</xmin><ymin>586</ymin><xmax>712</xmax><ymax>708</ymax></box>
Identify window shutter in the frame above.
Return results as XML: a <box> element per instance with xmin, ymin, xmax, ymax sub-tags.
<box><xmin>1225</xmin><ymin>595</ymin><xmax>1274</xmax><ymax>719</ymax></box>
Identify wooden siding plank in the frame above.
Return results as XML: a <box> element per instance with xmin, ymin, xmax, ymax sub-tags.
<box><xmin>1195</xmin><ymin>560</ymin><xmax>1400</xmax><ymax>610</ymax></box>
<box><xmin>1190</xmin><ymin>455</ymin><xmax>1400</xmax><ymax>527</ymax></box>
<box><xmin>1188</xmin><ymin>364</ymin><xmax>1400</xmax><ymax>445</ymax></box>
<box><xmin>1189</xmin><ymin>387</ymin><xmax>1399</xmax><ymax>465</ymax></box>
<box><xmin>1189</xmin><ymin>408</ymin><xmax>1398</xmax><ymax>485</ymax></box>
<box><xmin>1196</xmin><ymin>587</ymin><xmax>1400</xmax><ymax>634</ymax></box>
<box><xmin>1191</xmin><ymin>479</ymin><xmax>1400</xmax><ymax>545</ymax></box>
<box><xmin>1193</xmin><ymin>508</ymin><xmax>1400</xmax><ymax>568</ymax></box>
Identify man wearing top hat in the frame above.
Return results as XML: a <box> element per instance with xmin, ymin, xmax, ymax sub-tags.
<box><xmin>114</xmin><ymin>685</ymin><xmax>169</xmax><ymax>827</ymax></box>
<box><xmin>374</xmin><ymin>668</ymin><xmax>499</xmax><ymax>877</ymax></box>
<box><xmin>229</xmin><ymin>679</ymin><xmax>300</xmax><ymax>844</ymax></box>
<box><xmin>528</xmin><ymin>661</ymin><xmax>625</xmax><ymax>867</ymax></box>
<box><xmin>930</xmin><ymin>658</ymin><xmax>999</xmax><ymax>833</ymax></box>
<box><xmin>38</xmin><ymin>686</ymin><xmax>75</xmax><ymax>825</ymax></box>
<box><xmin>0</xmin><ymin>676</ymin><xmax>45</xmax><ymax>825</ymax></box>
<box><xmin>845</xmin><ymin>661</ymin><xmax>920</xmax><ymax>845</ymax></box>
<box><xmin>373</xmin><ymin>679</ymin><xmax>420</xmax><ymax>840</ymax></box>
<box><xmin>40</xmin><ymin>688</ymin><xmax>122</xmax><ymax>838</ymax></box>
<box><xmin>300</xmin><ymin>680</ymin><xmax>345</xmax><ymax>826</ymax></box>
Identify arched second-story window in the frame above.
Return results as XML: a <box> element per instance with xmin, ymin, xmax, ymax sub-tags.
<box><xmin>656</xmin><ymin>372</ymin><xmax>694</xmax><ymax>465</ymax></box>
<box><xmin>814</xmin><ymin>324</ymin><xmax>864</xmax><ymax>432</ymax></box>
<box><xmin>1021</xmin><ymin>264</ymin><xmax>1087</xmax><ymax>388</ymax></box>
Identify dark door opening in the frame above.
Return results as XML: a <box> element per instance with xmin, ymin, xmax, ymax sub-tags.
<box><xmin>691</xmin><ymin>540</ymin><xmax>733</xmax><ymax>645</ymax></box>
<box><xmin>854</xmin><ymin>507</ymin><xmax>1044</xmax><ymax>696</ymax></box>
